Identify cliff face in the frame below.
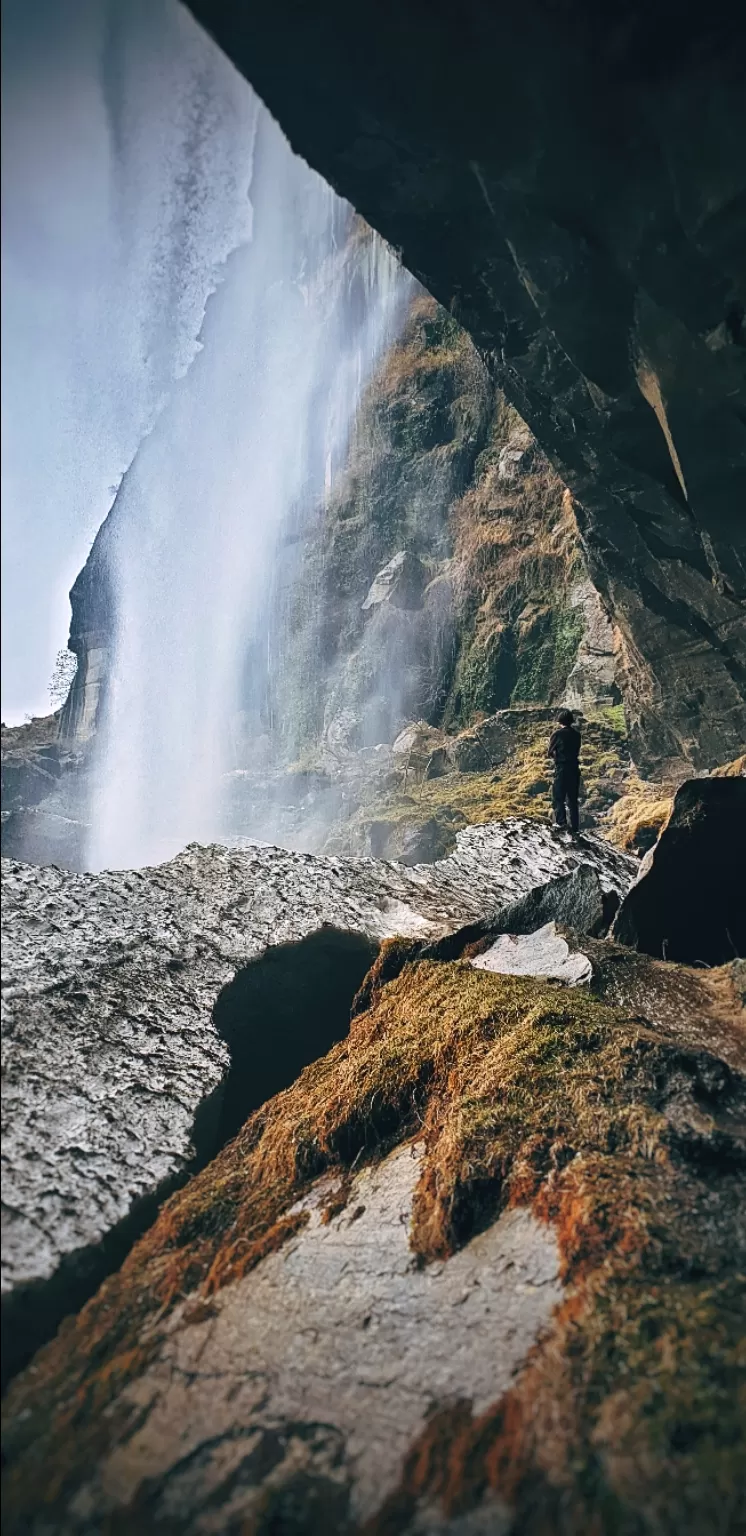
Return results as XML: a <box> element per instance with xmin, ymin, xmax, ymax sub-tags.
<box><xmin>189</xmin><ymin>0</ymin><xmax>746</xmax><ymax>771</ymax></box>
<box><xmin>62</xmin><ymin>296</ymin><xmax>616</xmax><ymax>766</ymax></box>
<box><xmin>266</xmin><ymin>297</ymin><xmax>619</xmax><ymax>763</ymax></box>
<box><xmin>58</xmin><ymin>527</ymin><xmax>116</xmax><ymax>745</ymax></box>
<box><xmin>18</xmin><ymin>292</ymin><xmax>630</xmax><ymax>868</ymax></box>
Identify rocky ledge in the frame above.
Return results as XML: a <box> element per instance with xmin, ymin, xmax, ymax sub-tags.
<box><xmin>1</xmin><ymin>820</ymin><xmax>633</xmax><ymax>1382</ymax></box>
<box><xmin>3</xmin><ymin>925</ymin><xmax>744</xmax><ymax>1533</ymax></box>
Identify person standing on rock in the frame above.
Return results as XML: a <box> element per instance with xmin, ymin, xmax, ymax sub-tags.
<box><xmin>548</xmin><ymin>708</ymin><xmax>581</xmax><ymax>835</ymax></box>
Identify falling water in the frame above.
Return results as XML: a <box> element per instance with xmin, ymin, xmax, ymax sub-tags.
<box><xmin>88</xmin><ymin>94</ymin><xmax>412</xmax><ymax>871</ymax></box>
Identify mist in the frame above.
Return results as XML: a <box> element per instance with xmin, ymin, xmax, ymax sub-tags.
<box><xmin>88</xmin><ymin>107</ymin><xmax>410</xmax><ymax>870</ymax></box>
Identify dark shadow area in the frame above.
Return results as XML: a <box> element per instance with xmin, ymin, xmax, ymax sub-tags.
<box><xmin>613</xmin><ymin>778</ymin><xmax>746</xmax><ymax>966</ymax></box>
<box><xmin>2</xmin><ymin>926</ymin><xmax>379</xmax><ymax>1394</ymax></box>
<box><xmin>212</xmin><ymin>927</ymin><xmax>380</xmax><ymax>1146</ymax></box>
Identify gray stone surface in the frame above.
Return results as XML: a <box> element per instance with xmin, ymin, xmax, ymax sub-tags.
<box><xmin>564</xmin><ymin>577</ymin><xmax>620</xmax><ymax>710</ymax></box>
<box><xmin>472</xmin><ymin>922</ymin><xmax>592</xmax><ymax>985</ymax></box>
<box><xmin>1</xmin><ymin>820</ymin><xmax>633</xmax><ymax>1334</ymax></box>
<box><xmin>361</xmin><ymin>549</ymin><xmax>427</xmax><ymax>612</ymax></box>
<box><xmin>490</xmin><ymin>860</ymin><xmax>607</xmax><ymax>938</ymax></box>
<box><xmin>63</xmin><ymin>1145</ymin><xmax>561</xmax><ymax>1532</ymax></box>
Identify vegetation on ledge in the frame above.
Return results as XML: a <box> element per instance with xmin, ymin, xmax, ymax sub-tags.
<box><xmin>333</xmin><ymin>710</ymin><xmax>632</xmax><ymax>859</ymax></box>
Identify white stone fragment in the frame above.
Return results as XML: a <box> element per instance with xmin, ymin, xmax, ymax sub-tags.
<box><xmin>471</xmin><ymin>920</ymin><xmax>592</xmax><ymax>985</ymax></box>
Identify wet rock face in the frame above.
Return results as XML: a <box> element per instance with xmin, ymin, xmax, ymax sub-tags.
<box><xmin>564</xmin><ymin>577</ymin><xmax>621</xmax><ymax>711</ymax></box>
<box><xmin>0</xmin><ymin>719</ymin><xmax>91</xmax><ymax>870</ymax></box>
<box><xmin>0</xmin><ymin>822</ymin><xmax>634</xmax><ymax>1381</ymax></box>
<box><xmin>190</xmin><ymin>0</ymin><xmax>746</xmax><ymax>769</ymax></box>
<box><xmin>361</xmin><ymin>549</ymin><xmax>428</xmax><ymax>613</ymax></box>
<box><xmin>613</xmin><ymin>775</ymin><xmax>746</xmax><ymax>964</ymax></box>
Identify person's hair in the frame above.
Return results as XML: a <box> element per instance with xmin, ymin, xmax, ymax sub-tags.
<box><xmin>557</xmin><ymin>708</ymin><xmax>574</xmax><ymax>726</ymax></box>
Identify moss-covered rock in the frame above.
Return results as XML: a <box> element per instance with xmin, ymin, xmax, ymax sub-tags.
<box><xmin>260</xmin><ymin>298</ymin><xmax>620</xmax><ymax>770</ymax></box>
<box><xmin>3</xmin><ymin>947</ymin><xmax>744</xmax><ymax>1533</ymax></box>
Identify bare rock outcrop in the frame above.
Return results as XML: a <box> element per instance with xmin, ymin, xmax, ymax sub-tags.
<box><xmin>471</xmin><ymin>922</ymin><xmax>593</xmax><ymax>985</ymax></box>
<box><xmin>1</xmin><ymin>821</ymin><xmax>634</xmax><ymax>1380</ymax></box>
<box><xmin>3</xmin><ymin>944</ymin><xmax>744</xmax><ymax>1534</ymax></box>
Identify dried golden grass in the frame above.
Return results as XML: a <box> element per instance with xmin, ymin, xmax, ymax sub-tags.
<box><xmin>604</xmin><ymin>775</ymin><xmax>674</xmax><ymax>852</ymax></box>
<box><xmin>711</xmin><ymin>754</ymin><xmax>746</xmax><ymax>778</ymax></box>
<box><xmin>347</xmin><ymin>715</ymin><xmax>629</xmax><ymax>845</ymax></box>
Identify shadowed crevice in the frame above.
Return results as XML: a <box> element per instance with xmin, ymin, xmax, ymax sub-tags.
<box><xmin>212</xmin><ymin>927</ymin><xmax>380</xmax><ymax>1147</ymax></box>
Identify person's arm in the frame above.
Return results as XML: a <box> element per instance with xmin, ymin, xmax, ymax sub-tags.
<box><xmin>548</xmin><ymin>730</ymin><xmax>559</xmax><ymax>759</ymax></box>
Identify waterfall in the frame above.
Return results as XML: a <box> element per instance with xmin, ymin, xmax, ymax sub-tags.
<box><xmin>88</xmin><ymin>94</ymin><xmax>412</xmax><ymax>871</ymax></box>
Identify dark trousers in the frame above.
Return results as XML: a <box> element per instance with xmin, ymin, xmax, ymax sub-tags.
<box><xmin>553</xmin><ymin>765</ymin><xmax>580</xmax><ymax>832</ymax></box>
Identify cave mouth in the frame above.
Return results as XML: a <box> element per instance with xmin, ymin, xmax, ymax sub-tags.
<box><xmin>212</xmin><ymin>927</ymin><xmax>381</xmax><ymax>1147</ymax></box>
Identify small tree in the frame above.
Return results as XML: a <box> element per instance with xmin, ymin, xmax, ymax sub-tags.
<box><xmin>48</xmin><ymin>649</ymin><xmax>78</xmax><ymax>711</ymax></box>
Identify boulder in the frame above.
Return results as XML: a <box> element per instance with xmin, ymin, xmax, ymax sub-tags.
<box><xmin>416</xmin><ymin>861</ymin><xmax>612</xmax><ymax>966</ymax></box>
<box><xmin>393</xmin><ymin>816</ymin><xmax>453</xmax><ymax>865</ymax></box>
<box><xmin>361</xmin><ymin>550</ymin><xmax>427</xmax><ymax>613</ymax></box>
<box><xmin>612</xmin><ymin>777</ymin><xmax>746</xmax><ymax>965</ymax></box>
<box><xmin>492</xmin><ymin>860</ymin><xmax>609</xmax><ymax>938</ymax></box>
<box><xmin>391</xmin><ymin>721</ymin><xmax>435</xmax><ymax>758</ymax></box>
<box><xmin>391</xmin><ymin>722</ymin><xmax>448</xmax><ymax>780</ymax></box>
<box><xmin>448</xmin><ymin>727</ymin><xmax>494</xmax><ymax>774</ymax></box>
<box><xmin>448</xmin><ymin>714</ymin><xmax>514</xmax><ymax>773</ymax></box>
<box><xmin>423</xmin><ymin>744</ymin><xmax>450</xmax><ymax>779</ymax></box>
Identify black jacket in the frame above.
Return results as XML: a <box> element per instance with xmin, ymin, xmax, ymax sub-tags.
<box><xmin>548</xmin><ymin>725</ymin><xmax>581</xmax><ymax>769</ymax></box>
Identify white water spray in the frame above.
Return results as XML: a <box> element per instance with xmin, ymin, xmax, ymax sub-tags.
<box><xmin>89</xmin><ymin>94</ymin><xmax>412</xmax><ymax>870</ymax></box>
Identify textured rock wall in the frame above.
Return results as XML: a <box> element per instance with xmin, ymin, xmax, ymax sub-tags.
<box><xmin>188</xmin><ymin>0</ymin><xmax>746</xmax><ymax>770</ymax></box>
<box><xmin>13</xmin><ymin>292</ymin><xmax>628</xmax><ymax>869</ymax></box>
<box><xmin>60</xmin><ymin>295</ymin><xmax>614</xmax><ymax>777</ymax></box>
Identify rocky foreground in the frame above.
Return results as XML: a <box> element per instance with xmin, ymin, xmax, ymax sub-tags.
<box><xmin>1</xmin><ymin>820</ymin><xmax>632</xmax><ymax>1381</ymax></box>
<box><xmin>2</xmin><ymin>801</ymin><xmax>745</xmax><ymax>1534</ymax></box>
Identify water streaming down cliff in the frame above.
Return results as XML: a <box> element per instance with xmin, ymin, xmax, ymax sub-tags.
<box><xmin>87</xmin><ymin>99</ymin><xmax>412</xmax><ymax>871</ymax></box>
